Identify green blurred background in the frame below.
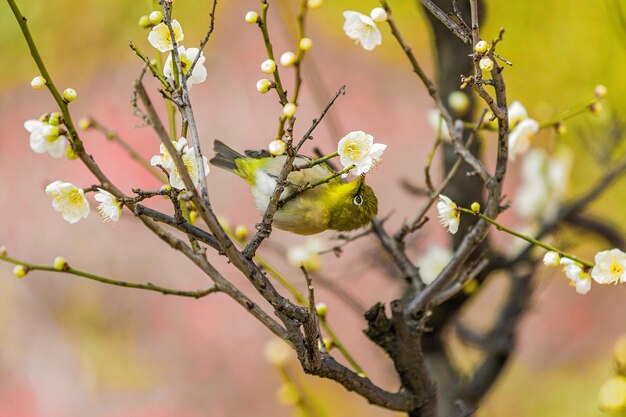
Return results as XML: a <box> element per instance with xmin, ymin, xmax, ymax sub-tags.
<box><xmin>0</xmin><ymin>1</ymin><xmax>625</xmax><ymax>416</ymax></box>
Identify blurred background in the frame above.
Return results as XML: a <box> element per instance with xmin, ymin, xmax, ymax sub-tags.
<box><xmin>0</xmin><ymin>0</ymin><xmax>625</xmax><ymax>416</ymax></box>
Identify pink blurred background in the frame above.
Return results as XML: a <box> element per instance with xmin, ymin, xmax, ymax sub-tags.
<box><xmin>1</xmin><ymin>1</ymin><xmax>625</xmax><ymax>416</ymax></box>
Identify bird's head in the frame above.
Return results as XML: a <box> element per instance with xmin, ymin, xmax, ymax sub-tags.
<box><xmin>327</xmin><ymin>175</ymin><xmax>378</xmax><ymax>232</ymax></box>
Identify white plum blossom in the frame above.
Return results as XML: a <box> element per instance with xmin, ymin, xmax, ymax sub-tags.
<box><xmin>150</xmin><ymin>138</ymin><xmax>209</xmax><ymax>190</ymax></box>
<box><xmin>515</xmin><ymin>148</ymin><xmax>572</xmax><ymax>222</ymax></box>
<box><xmin>45</xmin><ymin>181</ymin><xmax>90</xmax><ymax>224</ymax></box>
<box><xmin>508</xmin><ymin>101</ymin><xmax>528</xmax><ymax>126</ymax></box>
<box><xmin>415</xmin><ymin>245</ymin><xmax>452</xmax><ymax>285</ymax></box>
<box><xmin>94</xmin><ymin>189</ymin><xmax>122</xmax><ymax>222</ymax></box>
<box><xmin>287</xmin><ymin>239</ymin><xmax>324</xmax><ymax>272</ymax></box>
<box><xmin>24</xmin><ymin>119</ymin><xmax>67</xmax><ymax>158</ymax></box>
<box><xmin>509</xmin><ymin>119</ymin><xmax>539</xmax><ymax>161</ymax></box>
<box><xmin>437</xmin><ymin>195</ymin><xmax>460</xmax><ymax>235</ymax></box>
<box><xmin>426</xmin><ymin>109</ymin><xmax>451</xmax><ymax>142</ymax></box>
<box><xmin>560</xmin><ymin>257</ymin><xmax>591</xmax><ymax>295</ymax></box>
<box><xmin>543</xmin><ymin>251</ymin><xmax>560</xmax><ymax>266</ymax></box>
<box><xmin>343</xmin><ymin>11</ymin><xmax>382</xmax><ymax>51</ymax></box>
<box><xmin>506</xmin><ymin>101</ymin><xmax>540</xmax><ymax>161</ymax></box>
<box><xmin>337</xmin><ymin>131</ymin><xmax>386</xmax><ymax>177</ymax></box>
<box><xmin>164</xmin><ymin>46</ymin><xmax>207</xmax><ymax>89</ymax></box>
<box><xmin>591</xmin><ymin>248</ymin><xmax>626</xmax><ymax>285</ymax></box>
<box><xmin>148</xmin><ymin>20</ymin><xmax>184</xmax><ymax>52</ymax></box>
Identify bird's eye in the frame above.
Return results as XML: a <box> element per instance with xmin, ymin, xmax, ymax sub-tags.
<box><xmin>353</xmin><ymin>195</ymin><xmax>363</xmax><ymax>206</ymax></box>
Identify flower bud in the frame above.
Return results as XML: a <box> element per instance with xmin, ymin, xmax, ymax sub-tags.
<box><xmin>277</xmin><ymin>384</ymin><xmax>300</xmax><ymax>405</ymax></box>
<box><xmin>264</xmin><ymin>338</ymin><xmax>291</xmax><ymax>366</ymax></box>
<box><xmin>370</xmin><ymin>7</ymin><xmax>388</xmax><ymax>22</ymax></box>
<box><xmin>256</xmin><ymin>79</ymin><xmax>272</xmax><ymax>94</ymax></box>
<box><xmin>0</xmin><ymin>246</ymin><xmax>7</xmax><ymax>257</ymax></box>
<box><xmin>322</xmin><ymin>338</ymin><xmax>333</xmax><ymax>351</ymax></box>
<box><xmin>448</xmin><ymin>91</ymin><xmax>470</xmax><ymax>115</ymax></box>
<box><xmin>555</xmin><ymin>122</ymin><xmax>567</xmax><ymax>136</ymax></box>
<box><xmin>599</xmin><ymin>376</ymin><xmax>626</xmax><ymax>411</ymax></box>
<box><xmin>479</xmin><ymin>57</ymin><xmax>494</xmax><ymax>72</ymax></box>
<box><xmin>245</xmin><ymin>11</ymin><xmax>259</xmax><ymax>24</ymax></box>
<box><xmin>48</xmin><ymin>112</ymin><xmax>62</xmax><ymax>126</ymax></box>
<box><xmin>543</xmin><ymin>251</ymin><xmax>560</xmax><ymax>266</ymax></box>
<box><xmin>53</xmin><ymin>256</ymin><xmax>67</xmax><ymax>271</ymax></box>
<box><xmin>279</xmin><ymin>51</ymin><xmax>297</xmax><ymax>67</ymax></box>
<box><xmin>31</xmin><ymin>75</ymin><xmax>47</xmax><ymax>90</ymax></box>
<box><xmin>470</xmin><ymin>202</ymin><xmax>481</xmax><ymax>213</ymax></box>
<box><xmin>149</xmin><ymin>11</ymin><xmax>163</xmax><ymax>25</ymax></box>
<box><xmin>234</xmin><ymin>225</ymin><xmax>249</xmax><ymax>241</ymax></box>
<box><xmin>13</xmin><ymin>265</ymin><xmax>28</xmax><ymax>278</ymax></box>
<box><xmin>260</xmin><ymin>59</ymin><xmax>276</xmax><ymax>74</ymax></box>
<box><xmin>189</xmin><ymin>210</ymin><xmax>199</xmax><ymax>225</ymax></box>
<box><xmin>62</xmin><ymin>88</ymin><xmax>78</xmax><ymax>102</ymax></box>
<box><xmin>299</xmin><ymin>37</ymin><xmax>313</xmax><ymax>51</ymax></box>
<box><xmin>282</xmin><ymin>103</ymin><xmax>297</xmax><ymax>118</ymax></box>
<box><xmin>138</xmin><ymin>15</ymin><xmax>151</xmax><ymax>28</ymax></box>
<box><xmin>307</xmin><ymin>0</ymin><xmax>323</xmax><ymax>9</ymax></box>
<box><xmin>315</xmin><ymin>302</ymin><xmax>328</xmax><ymax>318</ymax></box>
<box><xmin>46</xmin><ymin>125</ymin><xmax>61</xmax><ymax>140</ymax></box>
<box><xmin>594</xmin><ymin>84</ymin><xmax>607</xmax><ymax>99</ymax></box>
<box><xmin>462</xmin><ymin>279</ymin><xmax>479</xmax><ymax>295</ymax></box>
<box><xmin>589</xmin><ymin>102</ymin><xmax>603</xmax><ymax>116</ymax></box>
<box><xmin>268</xmin><ymin>140</ymin><xmax>286</xmax><ymax>156</ymax></box>
<box><xmin>474</xmin><ymin>40</ymin><xmax>489</xmax><ymax>54</ymax></box>
<box><xmin>78</xmin><ymin>118</ymin><xmax>93</xmax><ymax>130</ymax></box>
<box><xmin>65</xmin><ymin>146</ymin><xmax>78</xmax><ymax>160</ymax></box>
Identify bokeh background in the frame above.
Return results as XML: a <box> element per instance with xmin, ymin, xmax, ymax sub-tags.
<box><xmin>1</xmin><ymin>1</ymin><xmax>625</xmax><ymax>416</ymax></box>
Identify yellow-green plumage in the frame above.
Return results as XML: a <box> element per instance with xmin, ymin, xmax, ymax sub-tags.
<box><xmin>210</xmin><ymin>140</ymin><xmax>378</xmax><ymax>235</ymax></box>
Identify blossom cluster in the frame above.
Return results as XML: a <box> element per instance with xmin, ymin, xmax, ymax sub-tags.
<box><xmin>45</xmin><ymin>181</ymin><xmax>121</xmax><ymax>224</ymax></box>
<box><xmin>543</xmin><ymin>249</ymin><xmax>626</xmax><ymax>295</ymax></box>
<box><xmin>24</xmin><ymin>114</ymin><xmax>68</xmax><ymax>159</ymax></box>
<box><xmin>148</xmin><ymin>18</ymin><xmax>207</xmax><ymax>89</ymax></box>
<box><xmin>342</xmin><ymin>8</ymin><xmax>388</xmax><ymax>51</ymax></box>
<box><xmin>150</xmin><ymin>137</ymin><xmax>209</xmax><ymax>190</ymax></box>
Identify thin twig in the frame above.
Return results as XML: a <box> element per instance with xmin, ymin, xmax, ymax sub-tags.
<box><xmin>188</xmin><ymin>0</ymin><xmax>218</xmax><ymax>76</ymax></box>
<box><xmin>1</xmin><ymin>254</ymin><xmax>217</xmax><ymax>298</ymax></box>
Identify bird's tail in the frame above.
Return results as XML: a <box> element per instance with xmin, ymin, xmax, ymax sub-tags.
<box><xmin>210</xmin><ymin>140</ymin><xmax>244</xmax><ymax>172</ymax></box>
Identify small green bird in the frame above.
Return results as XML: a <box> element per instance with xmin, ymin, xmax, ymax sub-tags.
<box><xmin>210</xmin><ymin>140</ymin><xmax>378</xmax><ymax>235</ymax></box>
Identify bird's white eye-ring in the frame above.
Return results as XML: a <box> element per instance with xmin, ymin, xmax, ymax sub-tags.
<box><xmin>353</xmin><ymin>195</ymin><xmax>363</xmax><ymax>206</ymax></box>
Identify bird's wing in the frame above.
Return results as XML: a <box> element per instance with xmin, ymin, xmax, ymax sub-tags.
<box><xmin>260</xmin><ymin>155</ymin><xmax>337</xmax><ymax>188</ymax></box>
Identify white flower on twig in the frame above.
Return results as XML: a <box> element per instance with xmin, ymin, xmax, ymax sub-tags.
<box><xmin>94</xmin><ymin>189</ymin><xmax>122</xmax><ymax>222</ymax></box>
<box><xmin>148</xmin><ymin>20</ymin><xmax>184</xmax><ymax>52</ymax></box>
<box><xmin>515</xmin><ymin>148</ymin><xmax>572</xmax><ymax>222</ymax></box>
<box><xmin>542</xmin><ymin>251</ymin><xmax>560</xmax><ymax>266</ymax></box>
<box><xmin>426</xmin><ymin>109</ymin><xmax>451</xmax><ymax>142</ymax></box>
<box><xmin>24</xmin><ymin>119</ymin><xmax>67</xmax><ymax>158</ymax></box>
<box><xmin>506</xmin><ymin>101</ymin><xmax>539</xmax><ymax>161</ymax></box>
<box><xmin>287</xmin><ymin>239</ymin><xmax>324</xmax><ymax>272</ymax></box>
<box><xmin>150</xmin><ymin>138</ymin><xmax>209</xmax><ymax>190</ymax></box>
<box><xmin>437</xmin><ymin>195</ymin><xmax>460</xmax><ymax>235</ymax></box>
<box><xmin>415</xmin><ymin>245</ymin><xmax>452</xmax><ymax>285</ymax></box>
<box><xmin>509</xmin><ymin>119</ymin><xmax>539</xmax><ymax>161</ymax></box>
<box><xmin>560</xmin><ymin>258</ymin><xmax>591</xmax><ymax>295</ymax></box>
<box><xmin>342</xmin><ymin>11</ymin><xmax>382</xmax><ymax>51</ymax></box>
<box><xmin>591</xmin><ymin>248</ymin><xmax>626</xmax><ymax>285</ymax></box>
<box><xmin>337</xmin><ymin>131</ymin><xmax>386</xmax><ymax>177</ymax></box>
<box><xmin>163</xmin><ymin>46</ymin><xmax>207</xmax><ymax>89</ymax></box>
<box><xmin>45</xmin><ymin>181</ymin><xmax>90</xmax><ymax>224</ymax></box>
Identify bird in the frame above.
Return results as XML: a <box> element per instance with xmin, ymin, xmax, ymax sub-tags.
<box><xmin>210</xmin><ymin>140</ymin><xmax>378</xmax><ymax>235</ymax></box>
